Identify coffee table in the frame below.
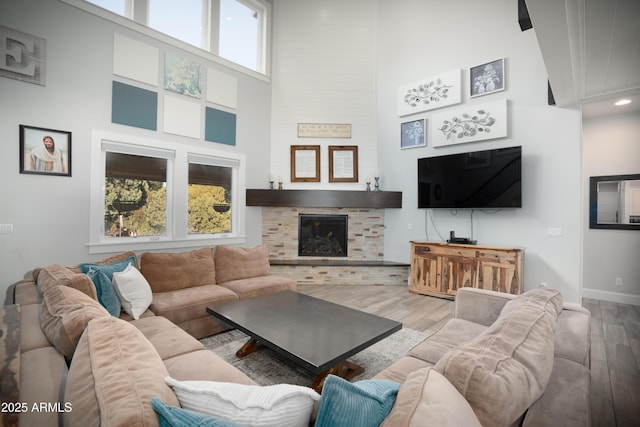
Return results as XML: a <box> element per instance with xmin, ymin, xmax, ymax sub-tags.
<box><xmin>206</xmin><ymin>290</ymin><xmax>402</xmax><ymax>392</ymax></box>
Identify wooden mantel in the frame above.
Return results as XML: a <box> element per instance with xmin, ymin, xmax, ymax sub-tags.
<box><xmin>246</xmin><ymin>189</ymin><xmax>402</xmax><ymax>208</ymax></box>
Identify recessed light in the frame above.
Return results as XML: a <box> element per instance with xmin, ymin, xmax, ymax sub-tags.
<box><xmin>614</xmin><ymin>99</ymin><xmax>632</xmax><ymax>106</ymax></box>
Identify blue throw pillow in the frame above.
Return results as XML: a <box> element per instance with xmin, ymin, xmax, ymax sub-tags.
<box><xmin>151</xmin><ymin>397</ymin><xmax>241</xmax><ymax>427</ymax></box>
<box><xmin>80</xmin><ymin>256</ymin><xmax>135</xmax><ymax>317</ymax></box>
<box><xmin>314</xmin><ymin>375</ymin><xmax>400</xmax><ymax>427</ymax></box>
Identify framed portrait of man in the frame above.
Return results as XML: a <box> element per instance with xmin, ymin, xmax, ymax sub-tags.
<box><xmin>20</xmin><ymin>125</ymin><xmax>71</xmax><ymax>177</ymax></box>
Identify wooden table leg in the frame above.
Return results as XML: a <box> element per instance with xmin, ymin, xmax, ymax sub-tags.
<box><xmin>311</xmin><ymin>360</ymin><xmax>365</xmax><ymax>393</ymax></box>
<box><xmin>235</xmin><ymin>338</ymin><xmax>263</xmax><ymax>358</ymax></box>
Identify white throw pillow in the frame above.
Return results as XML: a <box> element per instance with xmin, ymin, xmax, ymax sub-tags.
<box><xmin>112</xmin><ymin>263</ymin><xmax>153</xmax><ymax>320</ymax></box>
<box><xmin>164</xmin><ymin>376</ymin><xmax>320</xmax><ymax>427</ymax></box>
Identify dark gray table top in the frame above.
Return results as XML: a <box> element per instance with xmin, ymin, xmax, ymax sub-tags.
<box><xmin>207</xmin><ymin>290</ymin><xmax>402</xmax><ymax>374</ymax></box>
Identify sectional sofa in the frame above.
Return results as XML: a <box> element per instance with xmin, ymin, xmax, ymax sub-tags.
<box><xmin>3</xmin><ymin>244</ymin><xmax>297</xmax><ymax>426</ymax></box>
<box><xmin>2</xmin><ymin>243</ymin><xmax>591</xmax><ymax>427</ymax></box>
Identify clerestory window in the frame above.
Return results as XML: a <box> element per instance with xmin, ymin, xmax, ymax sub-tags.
<box><xmin>66</xmin><ymin>0</ymin><xmax>269</xmax><ymax>75</ymax></box>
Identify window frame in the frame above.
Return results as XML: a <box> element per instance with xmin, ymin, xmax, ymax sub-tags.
<box><xmin>61</xmin><ymin>0</ymin><xmax>271</xmax><ymax>80</ymax></box>
<box><xmin>89</xmin><ymin>130</ymin><xmax>246</xmax><ymax>254</ymax></box>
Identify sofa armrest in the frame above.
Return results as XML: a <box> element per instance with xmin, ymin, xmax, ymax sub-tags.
<box><xmin>454</xmin><ymin>288</ymin><xmax>516</xmax><ymax>326</ymax></box>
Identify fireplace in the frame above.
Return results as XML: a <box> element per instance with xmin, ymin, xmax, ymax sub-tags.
<box><xmin>298</xmin><ymin>214</ymin><xmax>348</xmax><ymax>257</ymax></box>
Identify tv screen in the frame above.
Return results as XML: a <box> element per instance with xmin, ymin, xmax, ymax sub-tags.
<box><xmin>418</xmin><ymin>146</ymin><xmax>522</xmax><ymax>209</ymax></box>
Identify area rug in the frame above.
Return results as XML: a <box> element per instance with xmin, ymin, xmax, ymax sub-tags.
<box><xmin>200</xmin><ymin>328</ymin><xmax>427</xmax><ymax>387</ymax></box>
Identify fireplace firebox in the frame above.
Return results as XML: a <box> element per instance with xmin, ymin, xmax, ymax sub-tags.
<box><xmin>298</xmin><ymin>214</ymin><xmax>348</xmax><ymax>257</ymax></box>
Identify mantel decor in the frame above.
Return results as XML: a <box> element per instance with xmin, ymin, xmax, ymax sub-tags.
<box><xmin>297</xmin><ymin>123</ymin><xmax>351</xmax><ymax>138</ymax></box>
<box><xmin>290</xmin><ymin>145</ymin><xmax>320</xmax><ymax>182</ymax></box>
<box><xmin>19</xmin><ymin>125</ymin><xmax>71</xmax><ymax>177</ymax></box>
<box><xmin>329</xmin><ymin>145</ymin><xmax>358</xmax><ymax>182</ymax></box>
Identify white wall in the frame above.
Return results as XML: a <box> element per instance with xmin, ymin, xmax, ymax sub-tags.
<box><xmin>582</xmin><ymin>111</ymin><xmax>640</xmax><ymax>303</ymax></box>
<box><xmin>375</xmin><ymin>0</ymin><xmax>583</xmax><ymax>302</ymax></box>
<box><xmin>270</xmin><ymin>0</ymin><xmax>378</xmax><ymax>189</ymax></box>
<box><xmin>0</xmin><ymin>0</ymin><xmax>270</xmax><ymax>302</ymax></box>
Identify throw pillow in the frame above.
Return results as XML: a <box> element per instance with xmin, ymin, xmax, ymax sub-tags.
<box><xmin>213</xmin><ymin>244</ymin><xmax>271</xmax><ymax>283</ymax></box>
<box><xmin>112</xmin><ymin>264</ymin><xmax>154</xmax><ymax>320</ymax></box>
<box><xmin>435</xmin><ymin>288</ymin><xmax>563</xmax><ymax>427</ymax></box>
<box><xmin>151</xmin><ymin>398</ymin><xmax>242</xmax><ymax>427</ymax></box>
<box><xmin>40</xmin><ymin>285</ymin><xmax>110</xmax><ymax>359</ymax></box>
<box><xmin>64</xmin><ymin>317</ymin><xmax>179</xmax><ymax>427</ymax></box>
<box><xmin>380</xmin><ymin>367</ymin><xmax>481</xmax><ymax>427</ymax></box>
<box><xmin>79</xmin><ymin>255</ymin><xmax>136</xmax><ymax>316</ymax></box>
<box><xmin>165</xmin><ymin>376</ymin><xmax>320</xmax><ymax>427</ymax></box>
<box><xmin>314</xmin><ymin>375</ymin><xmax>400</xmax><ymax>427</ymax></box>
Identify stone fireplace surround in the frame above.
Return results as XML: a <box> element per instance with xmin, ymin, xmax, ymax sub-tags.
<box><xmin>260</xmin><ymin>207</ymin><xmax>409</xmax><ymax>286</ymax></box>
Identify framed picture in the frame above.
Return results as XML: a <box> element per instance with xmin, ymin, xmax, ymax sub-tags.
<box><xmin>398</xmin><ymin>69</ymin><xmax>462</xmax><ymax>116</ymax></box>
<box><xmin>401</xmin><ymin>118</ymin><xmax>426</xmax><ymax>149</ymax></box>
<box><xmin>329</xmin><ymin>146</ymin><xmax>358</xmax><ymax>182</ymax></box>
<box><xmin>291</xmin><ymin>145</ymin><xmax>320</xmax><ymax>182</ymax></box>
<box><xmin>470</xmin><ymin>58</ymin><xmax>505</xmax><ymax>98</ymax></box>
<box><xmin>431</xmin><ymin>99</ymin><xmax>508</xmax><ymax>147</ymax></box>
<box><xmin>19</xmin><ymin>125</ymin><xmax>71</xmax><ymax>176</ymax></box>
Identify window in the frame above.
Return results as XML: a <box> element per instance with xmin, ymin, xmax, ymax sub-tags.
<box><xmin>188</xmin><ymin>155</ymin><xmax>239</xmax><ymax>235</ymax></box>
<box><xmin>76</xmin><ymin>0</ymin><xmax>269</xmax><ymax>75</ymax></box>
<box><xmin>90</xmin><ymin>131</ymin><xmax>246</xmax><ymax>253</ymax></box>
<box><xmin>105</xmin><ymin>152</ymin><xmax>168</xmax><ymax>238</ymax></box>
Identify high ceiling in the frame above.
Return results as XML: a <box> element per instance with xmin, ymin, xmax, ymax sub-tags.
<box><xmin>526</xmin><ymin>0</ymin><xmax>640</xmax><ymax>118</ymax></box>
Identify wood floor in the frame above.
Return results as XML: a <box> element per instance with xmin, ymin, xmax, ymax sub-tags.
<box><xmin>297</xmin><ymin>284</ymin><xmax>640</xmax><ymax>427</ymax></box>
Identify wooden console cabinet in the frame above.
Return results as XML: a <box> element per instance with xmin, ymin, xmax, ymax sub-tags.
<box><xmin>410</xmin><ymin>241</ymin><xmax>524</xmax><ymax>299</ymax></box>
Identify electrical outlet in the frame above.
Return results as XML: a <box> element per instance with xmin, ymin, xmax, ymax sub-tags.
<box><xmin>540</xmin><ymin>282</ymin><xmax>548</xmax><ymax>288</ymax></box>
<box><xmin>0</xmin><ymin>224</ymin><xmax>13</xmax><ymax>234</ymax></box>
<box><xmin>616</xmin><ymin>277</ymin><xmax>623</xmax><ymax>287</ymax></box>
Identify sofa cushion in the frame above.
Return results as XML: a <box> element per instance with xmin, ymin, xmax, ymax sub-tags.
<box><xmin>165</xmin><ymin>376</ymin><xmax>320</xmax><ymax>427</ymax></box>
<box><xmin>435</xmin><ymin>288</ymin><xmax>563</xmax><ymax>427</ymax></box>
<box><xmin>218</xmin><ymin>274</ymin><xmax>296</xmax><ymax>299</ymax></box>
<box><xmin>554</xmin><ymin>305</ymin><xmax>592</xmax><ymax>367</ymax></box>
<box><xmin>522</xmin><ymin>357</ymin><xmax>591</xmax><ymax>426</ymax></box>
<box><xmin>372</xmin><ymin>356</ymin><xmax>432</xmax><ymax>384</ymax></box>
<box><xmin>19</xmin><ymin>347</ymin><xmax>69</xmax><ymax>427</ymax></box>
<box><xmin>40</xmin><ymin>285</ymin><xmax>110</xmax><ymax>359</ymax></box>
<box><xmin>150</xmin><ymin>284</ymin><xmax>238</xmax><ymax>325</ymax></box>
<box><xmin>408</xmin><ymin>318</ymin><xmax>487</xmax><ymax>364</ymax></box>
<box><xmin>112</xmin><ymin>263</ymin><xmax>153</xmax><ymax>320</ymax></box>
<box><xmin>141</xmin><ymin>248</ymin><xmax>216</xmax><ymax>292</ymax></box>
<box><xmin>380</xmin><ymin>367</ymin><xmax>482</xmax><ymax>427</ymax></box>
<box><xmin>214</xmin><ymin>244</ymin><xmax>271</xmax><ymax>283</ymax></box>
<box><xmin>314</xmin><ymin>375</ymin><xmax>399</xmax><ymax>427</ymax></box>
<box><xmin>36</xmin><ymin>264</ymin><xmax>97</xmax><ymax>300</ymax></box>
<box><xmin>19</xmin><ymin>304</ymin><xmax>51</xmax><ymax>353</ymax></box>
<box><xmin>131</xmin><ymin>315</ymin><xmax>205</xmax><ymax>360</ymax></box>
<box><xmin>64</xmin><ymin>317</ymin><xmax>179</xmax><ymax>427</ymax></box>
<box><xmin>79</xmin><ymin>254</ymin><xmax>136</xmax><ymax>316</ymax></box>
<box><xmin>67</xmin><ymin>251</ymin><xmax>138</xmax><ymax>274</ymax></box>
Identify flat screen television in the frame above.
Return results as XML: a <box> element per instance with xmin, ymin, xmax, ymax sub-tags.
<box><xmin>418</xmin><ymin>146</ymin><xmax>522</xmax><ymax>209</ymax></box>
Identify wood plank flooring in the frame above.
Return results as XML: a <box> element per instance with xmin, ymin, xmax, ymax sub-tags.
<box><xmin>297</xmin><ymin>284</ymin><xmax>640</xmax><ymax>427</ymax></box>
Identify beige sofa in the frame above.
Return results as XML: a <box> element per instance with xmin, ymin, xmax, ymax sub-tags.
<box><xmin>3</xmin><ymin>244</ymin><xmax>295</xmax><ymax>426</ymax></box>
<box><xmin>375</xmin><ymin>287</ymin><xmax>591</xmax><ymax>426</ymax></box>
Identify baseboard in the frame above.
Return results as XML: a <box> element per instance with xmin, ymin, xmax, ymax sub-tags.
<box><xmin>582</xmin><ymin>288</ymin><xmax>640</xmax><ymax>306</ymax></box>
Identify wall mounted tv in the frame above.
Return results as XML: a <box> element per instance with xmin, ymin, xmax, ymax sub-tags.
<box><xmin>418</xmin><ymin>146</ymin><xmax>522</xmax><ymax>209</ymax></box>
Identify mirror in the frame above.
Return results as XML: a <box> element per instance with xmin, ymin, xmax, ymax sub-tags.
<box><xmin>589</xmin><ymin>174</ymin><xmax>640</xmax><ymax>230</ymax></box>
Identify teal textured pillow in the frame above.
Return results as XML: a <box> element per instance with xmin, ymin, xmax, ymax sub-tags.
<box><xmin>80</xmin><ymin>256</ymin><xmax>135</xmax><ymax>316</ymax></box>
<box><xmin>151</xmin><ymin>398</ymin><xmax>241</xmax><ymax>427</ymax></box>
<box><xmin>315</xmin><ymin>375</ymin><xmax>400</xmax><ymax>427</ymax></box>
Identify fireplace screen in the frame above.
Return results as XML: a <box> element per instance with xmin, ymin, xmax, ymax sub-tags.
<box><xmin>298</xmin><ymin>214</ymin><xmax>348</xmax><ymax>257</ymax></box>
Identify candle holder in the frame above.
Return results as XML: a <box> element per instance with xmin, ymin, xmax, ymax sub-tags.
<box><xmin>374</xmin><ymin>176</ymin><xmax>380</xmax><ymax>191</ymax></box>
<box><xmin>366</xmin><ymin>181</ymin><xmax>371</xmax><ymax>191</ymax></box>
<box><xmin>269</xmin><ymin>180</ymin><xmax>275</xmax><ymax>189</ymax></box>
<box><xmin>278</xmin><ymin>181</ymin><xmax>283</xmax><ymax>190</ymax></box>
